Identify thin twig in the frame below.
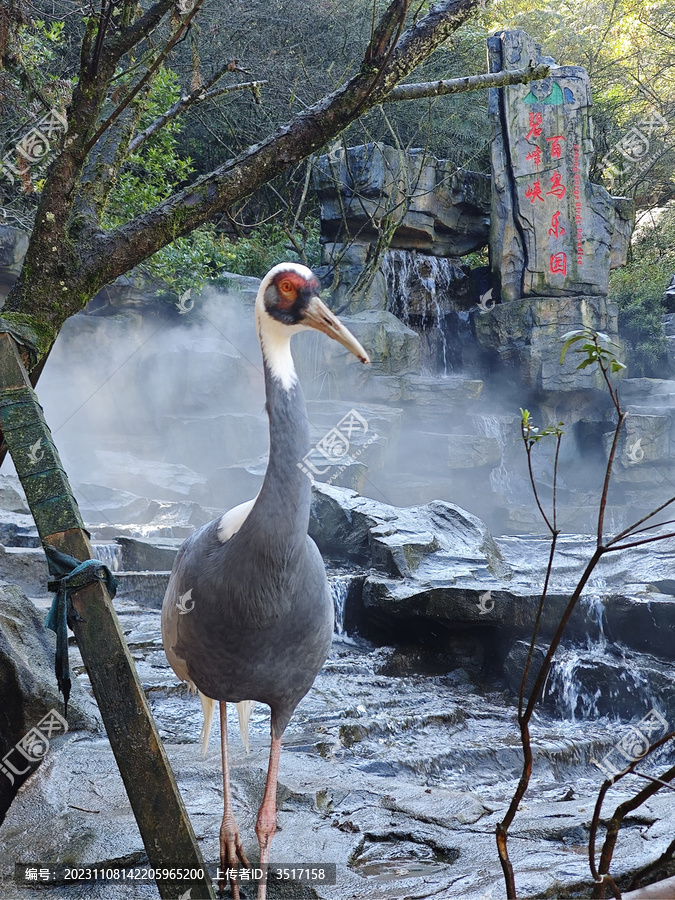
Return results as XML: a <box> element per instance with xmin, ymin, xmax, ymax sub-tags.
<box><xmin>129</xmin><ymin>78</ymin><xmax>267</xmax><ymax>153</ymax></box>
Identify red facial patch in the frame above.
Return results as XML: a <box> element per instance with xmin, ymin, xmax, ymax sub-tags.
<box><xmin>272</xmin><ymin>270</ymin><xmax>318</xmax><ymax>309</ymax></box>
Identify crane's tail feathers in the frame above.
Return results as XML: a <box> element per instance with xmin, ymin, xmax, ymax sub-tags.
<box><xmin>198</xmin><ymin>692</ymin><xmax>217</xmax><ymax>757</ymax></box>
<box><xmin>236</xmin><ymin>700</ymin><xmax>255</xmax><ymax>754</ymax></box>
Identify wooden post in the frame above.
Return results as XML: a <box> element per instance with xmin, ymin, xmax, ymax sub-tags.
<box><xmin>0</xmin><ymin>333</ymin><xmax>216</xmax><ymax>900</ymax></box>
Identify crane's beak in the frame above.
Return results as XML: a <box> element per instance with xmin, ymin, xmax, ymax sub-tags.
<box><xmin>302</xmin><ymin>296</ymin><xmax>370</xmax><ymax>364</ymax></box>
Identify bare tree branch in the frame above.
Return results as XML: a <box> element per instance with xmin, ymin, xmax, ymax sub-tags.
<box><xmin>110</xmin><ymin>0</ymin><xmax>175</xmax><ymax>59</ymax></box>
<box><xmin>384</xmin><ymin>63</ymin><xmax>551</xmax><ymax>102</ymax></box>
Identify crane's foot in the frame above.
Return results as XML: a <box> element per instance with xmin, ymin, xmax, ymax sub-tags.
<box><xmin>218</xmin><ymin>814</ymin><xmax>250</xmax><ymax>899</ymax></box>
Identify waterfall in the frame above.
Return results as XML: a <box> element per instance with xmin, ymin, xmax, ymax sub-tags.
<box><xmin>475</xmin><ymin>414</ymin><xmax>516</xmax><ymax>500</ymax></box>
<box><xmin>330</xmin><ymin>576</ymin><xmax>350</xmax><ymax>638</ymax></box>
<box><xmin>582</xmin><ymin>582</ymin><xmax>607</xmax><ymax>649</ymax></box>
<box><xmin>547</xmin><ymin>649</ymin><xmax>603</xmax><ymax>721</ymax></box>
<box><xmin>92</xmin><ymin>542</ymin><xmax>122</xmax><ymax>572</ymax></box>
<box><xmin>381</xmin><ymin>249</ymin><xmax>463</xmax><ymax>375</ymax></box>
<box><xmin>547</xmin><ymin>643</ymin><xmax>657</xmax><ymax>722</ymax></box>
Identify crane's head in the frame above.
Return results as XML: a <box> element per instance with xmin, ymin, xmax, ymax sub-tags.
<box><xmin>256</xmin><ymin>263</ymin><xmax>370</xmax><ymax>368</ymax></box>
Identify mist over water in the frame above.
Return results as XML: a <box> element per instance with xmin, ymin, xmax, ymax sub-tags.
<box><xmin>5</xmin><ymin>276</ymin><xmax>672</xmax><ymax>542</ymax></box>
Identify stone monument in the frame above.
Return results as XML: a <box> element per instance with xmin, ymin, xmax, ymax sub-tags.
<box><xmin>477</xmin><ymin>29</ymin><xmax>635</xmax><ymax>392</ymax></box>
<box><xmin>487</xmin><ymin>28</ymin><xmax>633</xmax><ymax>301</ymax></box>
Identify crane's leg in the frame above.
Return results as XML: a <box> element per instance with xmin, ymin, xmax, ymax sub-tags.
<box><xmin>218</xmin><ymin>702</ymin><xmax>250</xmax><ymax>898</ymax></box>
<box><xmin>255</xmin><ymin>734</ymin><xmax>282</xmax><ymax>900</ymax></box>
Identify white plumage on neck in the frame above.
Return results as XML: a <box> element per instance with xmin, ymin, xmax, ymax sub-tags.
<box><xmin>256</xmin><ymin>308</ymin><xmax>301</xmax><ymax>391</ymax></box>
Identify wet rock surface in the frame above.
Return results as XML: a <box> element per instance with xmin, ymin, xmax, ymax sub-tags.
<box><xmin>2</xmin><ymin>491</ymin><xmax>675</xmax><ymax>899</ymax></box>
<box><xmin>0</xmin><ymin>582</ymin><xmax>100</xmax><ymax>821</ymax></box>
<box><xmin>1</xmin><ymin>594</ymin><xmax>674</xmax><ymax>900</ymax></box>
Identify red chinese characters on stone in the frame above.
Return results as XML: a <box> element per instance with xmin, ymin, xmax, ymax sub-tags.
<box><xmin>550</xmin><ymin>252</ymin><xmax>567</xmax><ymax>275</ymax></box>
<box><xmin>526</xmin><ymin>146</ymin><xmax>541</xmax><ymax>171</ymax></box>
<box><xmin>548</xmin><ymin>211</ymin><xmax>565</xmax><ymax>238</ymax></box>
<box><xmin>546</xmin><ymin>171</ymin><xmax>566</xmax><ymax>199</ymax></box>
<box><xmin>546</xmin><ymin>135</ymin><xmax>565</xmax><ymax>159</ymax></box>
<box><xmin>525</xmin><ymin>179</ymin><xmax>545</xmax><ymax>203</ymax></box>
<box><xmin>526</xmin><ymin>112</ymin><xmax>543</xmax><ymax>140</ymax></box>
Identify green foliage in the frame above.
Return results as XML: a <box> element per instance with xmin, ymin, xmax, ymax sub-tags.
<box><xmin>559</xmin><ymin>328</ymin><xmax>626</xmax><ymax>374</ymax></box>
<box><xmin>101</xmin><ymin>68</ymin><xmax>321</xmax><ymax>300</ymax></box>
<box><xmin>105</xmin><ymin>68</ymin><xmax>194</xmax><ymax>222</ymax></box>
<box><xmin>214</xmin><ymin>220</ymin><xmax>322</xmax><ymax>280</ymax></box>
<box><xmin>609</xmin><ymin>207</ymin><xmax>675</xmax><ymax>376</ymax></box>
<box><xmin>520</xmin><ymin>408</ymin><xmax>564</xmax><ymax>445</ymax></box>
<box><xmin>103</xmin><ymin>68</ymin><xmax>223</xmax><ymax>299</ymax></box>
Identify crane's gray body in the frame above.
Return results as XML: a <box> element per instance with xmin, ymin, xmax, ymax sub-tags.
<box><xmin>162</xmin><ymin>361</ymin><xmax>334</xmax><ymax>738</ymax></box>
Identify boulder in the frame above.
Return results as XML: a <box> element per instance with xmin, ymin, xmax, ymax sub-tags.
<box><xmin>309</xmin><ymin>483</ymin><xmax>509</xmax><ymax>581</ymax></box>
<box><xmin>0</xmin><ymin>474</ymin><xmax>29</xmax><ymax>514</ymax></box>
<box><xmin>0</xmin><ymin>581</ymin><xmax>99</xmax><ymax>823</ymax></box>
<box><xmin>503</xmin><ymin>640</ymin><xmax>547</xmax><ymax>699</ymax></box>
<box><xmin>116</xmin><ymin>536</ymin><xmax>180</xmax><ymax>572</ymax></box>
<box><xmin>0</xmin><ymin>225</ymin><xmax>29</xmax><ymax>298</ymax></box>
<box><xmin>447</xmin><ymin>434</ymin><xmax>502</xmax><ymax>470</ymax></box>
<box><xmin>85</xmin><ymin>452</ymin><xmax>209</xmax><ymax>504</ymax></box>
<box><xmin>331</xmin><ymin>311</ymin><xmax>420</xmax><ymax>375</ymax></box>
<box><xmin>0</xmin><ymin>545</ymin><xmax>49</xmax><ymax>597</ymax></box>
<box><xmin>0</xmin><ymin>511</ymin><xmax>39</xmax><ymax>548</ymax></box>
<box><xmin>474</xmin><ymin>294</ymin><xmax>621</xmax><ymax>392</ymax></box>
<box><xmin>400</xmin><ymin>374</ymin><xmax>484</xmax><ymax>423</ymax></box>
<box><xmin>606</xmin><ymin>413</ymin><xmax>672</xmax><ymax>473</ymax></box>
<box><xmin>73</xmin><ymin>483</ymin><xmax>161</xmax><ymax>527</ymax></box>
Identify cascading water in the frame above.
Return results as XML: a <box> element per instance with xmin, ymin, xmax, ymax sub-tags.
<box><xmin>330</xmin><ymin>576</ymin><xmax>350</xmax><ymax>638</ymax></box>
<box><xmin>92</xmin><ymin>541</ymin><xmax>122</xmax><ymax>572</ymax></box>
<box><xmin>475</xmin><ymin>414</ymin><xmax>518</xmax><ymax>501</ymax></box>
<box><xmin>382</xmin><ymin>249</ymin><xmax>467</xmax><ymax>376</ymax></box>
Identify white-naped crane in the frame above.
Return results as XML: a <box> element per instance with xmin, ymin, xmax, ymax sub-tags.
<box><xmin>161</xmin><ymin>263</ymin><xmax>370</xmax><ymax>899</ymax></box>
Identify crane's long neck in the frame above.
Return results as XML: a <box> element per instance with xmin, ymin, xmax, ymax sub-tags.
<box><xmin>252</xmin><ymin>319</ymin><xmax>311</xmax><ymax>548</ymax></box>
